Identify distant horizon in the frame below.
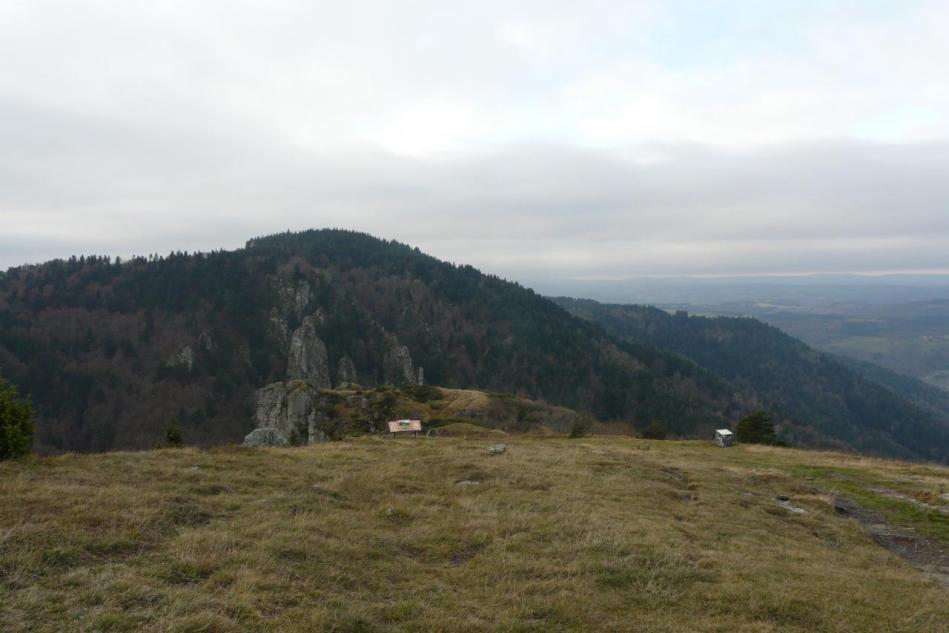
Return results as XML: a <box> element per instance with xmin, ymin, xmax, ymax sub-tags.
<box><xmin>5</xmin><ymin>229</ymin><xmax>949</xmax><ymax>284</ymax></box>
<box><xmin>6</xmin><ymin>231</ymin><xmax>949</xmax><ymax>287</ymax></box>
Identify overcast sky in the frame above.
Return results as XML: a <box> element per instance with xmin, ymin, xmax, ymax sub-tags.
<box><xmin>2</xmin><ymin>1</ymin><xmax>948</xmax><ymax>281</ymax></box>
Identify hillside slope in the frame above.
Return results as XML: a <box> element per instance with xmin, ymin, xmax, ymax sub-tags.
<box><xmin>554</xmin><ymin>298</ymin><xmax>949</xmax><ymax>462</ymax></box>
<box><xmin>1</xmin><ymin>438</ymin><xmax>946</xmax><ymax>632</ymax></box>
<box><xmin>832</xmin><ymin>353</ymin><xmax>949</xmax><ymax>421</ymax></box>
<box><xmin>0</xmin><ymin>230</ymin><xmax>734</xmax><ymax>452</ymax></box>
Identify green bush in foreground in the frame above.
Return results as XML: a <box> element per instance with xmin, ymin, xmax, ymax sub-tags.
<box><xmin>0</xmin><ymin>377</ymin><xmax>34</xmax><ymax>460</ymax></box>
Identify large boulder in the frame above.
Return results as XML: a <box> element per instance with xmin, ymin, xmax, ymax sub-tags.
<box><xmin>243</xmin><ymin>427</ymin><xmax>289</xmax><ymax>447</ymax></box>
<box><xmin>287</xmin><ymin>316</ymin><xmax>331</xmax><ymax>387</ymax></box>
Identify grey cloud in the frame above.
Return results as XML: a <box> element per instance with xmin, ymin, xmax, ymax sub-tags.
<box><xmin>2</xmin><ymin>102</ymin><xmax>948</xmax><ymax>279</ymax></box>
<box><xmin>2</xmin><ymin>2</ymin><xmax>948</xmax><ymax>280</ymax></box>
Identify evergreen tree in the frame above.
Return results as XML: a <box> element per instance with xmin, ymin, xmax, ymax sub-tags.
<box><xmin>163</xmin><ymin>418</ymin><xmax>184</xmax><ymax>448</ymax></box>
<box><xmin>569</xmin><ymin>416</ymin><xmax>592</xmax><ymax>438</ymax></box>
<box><xmin>0</xmin><ymin>377</ymin><xmax>34</xmax><ymax>460</ymax></box>
<box><xmin>736</xmin><ymin>411</ymin><xmax>776</xmax><ymax>445</ymax></box>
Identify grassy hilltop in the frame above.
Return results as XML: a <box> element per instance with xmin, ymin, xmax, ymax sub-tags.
<box><xmin>1</xmin><ymin>437</ymin><xmax>947</xmax><ymax>632</ymax></box>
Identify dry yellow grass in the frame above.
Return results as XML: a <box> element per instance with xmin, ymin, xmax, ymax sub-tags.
<box><xmin>439</xmin><ymin>389</ymin><xmax>492</xmax><ymax>416</ymax></box>
<box><xmin>1</xmin><ymin>437</ymin><xmax>947</xmax><ymax>632</ymax></box>
<box><xmin>433</xmin><ymin>423</ymin><xmax>508</xmax><ymax>438</ymax></box>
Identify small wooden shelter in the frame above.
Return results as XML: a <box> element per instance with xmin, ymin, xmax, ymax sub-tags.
<box><xmin>715</xmin><ymin>428</ymin><xmax>735</xmax><ymax>447</ymax></box>
<box><xmin>387</xmin><ymin>419</ymin><xmax>423</xmax><ymax>438</ymax></box>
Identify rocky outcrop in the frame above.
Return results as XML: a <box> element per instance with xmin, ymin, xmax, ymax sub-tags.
<box><xmin>198</xmin><ymin>332</ymin><xmax>214</xmax><ymax>352</ymax></box>
<box><xmin>166</xmin><ymin>345</ymin><xmax>194</xmax><ymax>372</ymax></box>
<box><xmin>250</xmin><ymin>380</ymin><xmax>333</xmax><ymax>445</ymax></box>
<box><xmin>269</xmin><ymin>314</ymin><xmax>290</xmax><ymax>347</ymax></box>
<box><xmin>383</xmin><ymin>335</ymin><xmax>417</xmax><ymax>385</ymax></box>
<box><xmin>255</xmin><ymin>382</ymin><xmax>287</xmax><ymax>428</ymax></box>
<box><xmin>269</xmin><ymin>278</ymin><xmax>312</xmax><ymax>345</ymax></box>
<box><xmin>277</xmin><ymin>279</ymin><xmax>312</xmax><ymax>322</ymax></box>
<box><xmin>336</xmin><ymin>355</ymin><xmax>358</xmax><ymax>387</ymax></box>
<box><xmin>243</xmin><ymin>427</ymin><xmax>289</xmax><ymax>447</ymax></box>
<box><xmin>287</xmin><ymin>316</ymin><xmax>331</xmax><ymax>387</ymax></box>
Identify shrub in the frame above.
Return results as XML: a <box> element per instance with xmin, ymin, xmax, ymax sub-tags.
<box><xmin>569</xmin><ymin>416</ymin><xmax>592</xmax><ymax>439</ymax></box>
<box><xmin>736</xmin><ymin>411</ymin><xmax>776</xmax><ymax>445</ymax></box>
<box><xmin>400</xmin><ymin>384</ymin><xmax>443</xmax><ymax>402</ymax></box>
<box><xmin>0</xmin><ymin>377</ymin><xmax>34</xmax><ymax>460</ymax></box>
<box><xmin>163</xmin><ymin>418</ymin><xmax>184</xmax><ymax>448</ymax></box>
<box><xmin>641</xmin><ymin>420</ymin><xmax>667</xmax><ymax>440</ymax></box>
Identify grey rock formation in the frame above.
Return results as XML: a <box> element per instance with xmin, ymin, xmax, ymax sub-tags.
<box><xmin>336</xmin><ymin>355</ymin><xmax>358</xmax><ymax>387</ymax></box>
<box><xmin>269</xmin><ymin>278</ymin><xmax>313</xmax><ymax>345</ymax></box>
<box><xmin>198</xmin><ymin>331</ymin><xmax>214</xmax><ymax>352</ymax></box>
<box><xmin>383</xmin><ymin>335</ymin><xmax>417</xmax><ymax>385</ymax></box>
<box><xmin>243</xmin><ymin>427</ymin><xmax>289</xmax><ymax>447</ymax></box>
<box><xmin>485</xmin><ymin>444</ymin><xmax>507</xmax><ymax>456</ymax></box>
<box><xmin>287</xmin><ymin>316</ymin><xmax>331</xmax><ymax>387</ymax></box>
<box><xmin>255</xmin><ymin>382</ymin><xmax>288</xmax><ymax>428</ymax></box>
<box><xmin>166</xmin><ymin>345</ymin><xmax>194</xmax><ymax>372</ymax></box>
<box><xmin>250</xmin><ymin>380</ymin><xmax>333</xmax><ymax>445</ymax></box>
<box><xmin>277</xmin><ymin>279</ymin><xmax>312</xmax><ymax>321</ymax></box>
<box><xmin>311</xmin><ymin>306</ymin><xmax>327</xmax><ymax>326</ymax></box>
<box><xmin>269</xmin><ymin>312</ymin><xmax>291</xmax><ymax>347</ymax></box>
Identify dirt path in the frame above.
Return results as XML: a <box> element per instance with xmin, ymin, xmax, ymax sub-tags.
<box><xmin>834</xmin><ymin>496</ymin><xmax>949</xmax><ymax>589</ymax></box>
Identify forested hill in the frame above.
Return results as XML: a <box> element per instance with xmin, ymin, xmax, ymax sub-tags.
<box><xmin>554</xmin><ymin>297</ymin><xmax>949</xmax><ymax>462</ymax></box>
<box><xmin>0</xmin><ymin>230</ymin><xmax>735</xmax><ymax>453</ymax></box>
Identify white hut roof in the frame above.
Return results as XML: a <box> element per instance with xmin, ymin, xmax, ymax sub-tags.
<box><xmin>715</xmin><ymin>429</ymin><xmax>733</xmax><ymax>436</ymax></box>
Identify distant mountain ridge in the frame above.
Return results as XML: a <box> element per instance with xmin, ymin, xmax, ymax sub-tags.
<box><xmin>1</xmin><ymin>229</ymin><xmax>946</xmax><ymax>462</ymax></box>
<box><xmin>0</xmin><ymin>229</ymin><xmax>734</xmax><ymax>453</ymax></box>
<box><xmin>553</xmin><ymin>297</ymin><xmax>949</xmax><ymax>462</ymax></box>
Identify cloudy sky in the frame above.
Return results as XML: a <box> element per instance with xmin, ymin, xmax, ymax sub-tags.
<box><xmin>2</xmin><ymin>1</ymin><xmax>948</xmax><ymax>282</ymax></box>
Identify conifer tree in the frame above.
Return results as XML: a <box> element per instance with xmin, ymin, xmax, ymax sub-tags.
<box><xmin>0</xmin><ymin>378</ymin><xmax>34</xmax><ymax>460</ymax></box>
<box><xmin>736</xmin><ymin>410</ymin><xmax>776</xmax><ymax>445</ymax></box>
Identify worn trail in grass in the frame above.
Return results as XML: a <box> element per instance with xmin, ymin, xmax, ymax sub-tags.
<box><xmin>1</xmin><ymin>438</ymin><xmax>947</xmax><ymax>632</ymax></box>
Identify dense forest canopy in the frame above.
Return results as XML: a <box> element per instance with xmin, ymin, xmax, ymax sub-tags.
<box><xmin>554</xmin><ymin>297</ymin><xmax>949</xmax><ymax>462</ymax></box>
<box><xmin>0</xmin><ymin>230</ymin><xmax>736</xmax><ymax>453</ymax></box>
<box><xmin>1</xmin><ymin>229</ymin><xmax>946</xmax><ymax>462</ymax></box>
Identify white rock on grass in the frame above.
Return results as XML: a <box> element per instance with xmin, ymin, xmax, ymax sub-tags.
<box><xmin>243</xmin><ymin>427</ymin><xmax>289</xmax><ymax>447</ymax></box>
